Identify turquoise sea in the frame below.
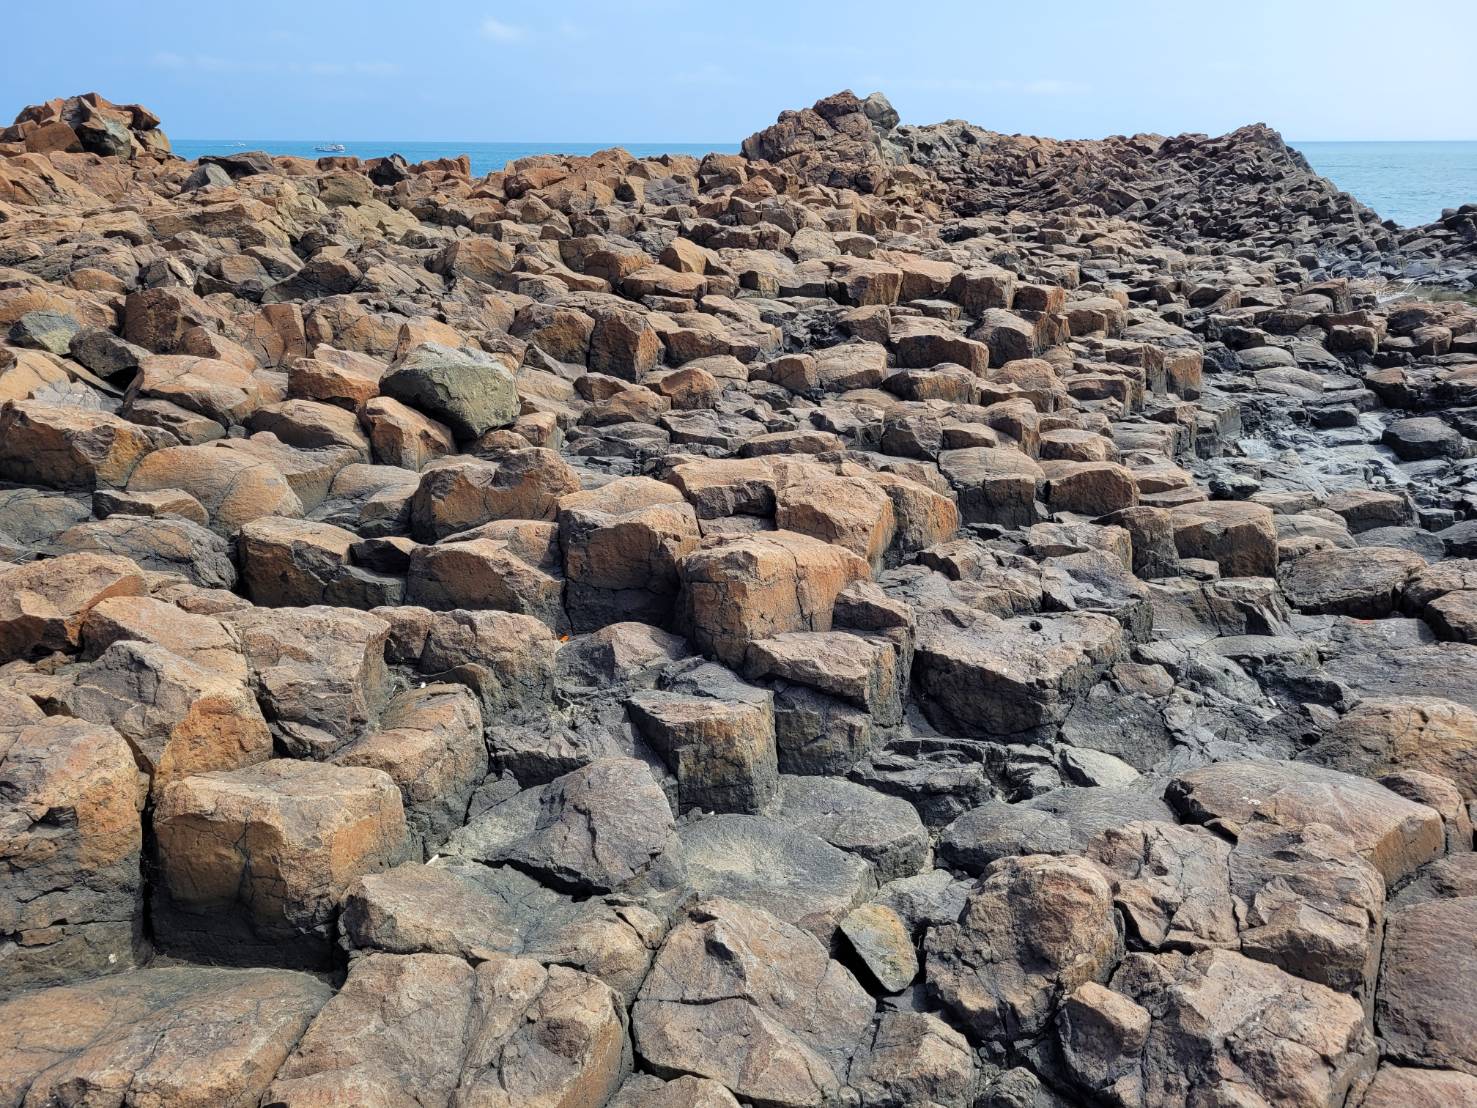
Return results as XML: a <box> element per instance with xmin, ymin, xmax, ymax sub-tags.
<box><xmin>1293</xmin><ymin>141</ymin><xmax>1477</xmax><ymax>227</ymax></box>
<box><xmin>170</xmin><ymin>138</ymin><xmax>1476</xmax><ymax>231</ymax></box>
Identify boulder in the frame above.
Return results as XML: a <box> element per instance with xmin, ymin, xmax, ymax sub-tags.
<box><xmin>379</xmin><ymin>341</ymin><xmax>518</xmax><ymax>440</ymax></box>
<box><xmin>152</xmin><ymin>759</ymin><xmax>408</xmax><ymax>967</ymax></box>
<box><xmin>772</xmin><ymin>774</ymin><xmax>928</xmax><ymax>882</ymax></box>
<box><xmin>633</xmin><ymin>897</ymin><xmax>875</xmax><ymax>1107</ymax></box>
<box><xmin>443</xmin><ymin>757</ymin><xmax>676</xmax><ymax>893</ymax></box>
<box><xmin>127</xmin><ymin>444</ymin><xmax>303</xmax><ymax>533</ymax></box>
<box><xmin>61</xmin><ymin>639</ymin><xmax>272</xmax><ymax>793</ymax></box>
<box><xmin>1377</xmin><ymin>896</ymin><xmax>1477</xmax><ymax>1076</ymax></box>
<box><xmin>1306</xmin><ymin>696</ymin><xmax>1477</xmax><ymax>799</ymax></box>
<box><xmin>913</xmin><ymin>610</ymin><xmax>1123</xmax><ymax>738</ymax></box>
<box><xmin>0</xmin><ymin>715</ymin><xmax>145</xmax><ymax>994</ymax></box>
<box><xmin>925</xmin><ymin>853</ymin><xmax>1122</xmax><ymax>1046</ymax></box>
<box><xmin>409</xmin><ymin>450</ymin><xmax>579</xmax><ymax>540</ymax></box>
<box><xmin>678</xmin><ymin>530</ymin><xmax>870</xmax><ymax>667</ymax></box>
<box><xmin>1170</xmin><ymin>500</ymin><xmax>1278</xmax><ymax>578</ymax></box>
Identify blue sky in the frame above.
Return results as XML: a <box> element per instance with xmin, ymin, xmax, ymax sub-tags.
<box><xmin>6</xmin><ymin>0</ymin><xmax>1474</xmax><ymax>142</ymax></box>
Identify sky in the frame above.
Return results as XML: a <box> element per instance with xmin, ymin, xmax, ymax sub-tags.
<box><xmin>5</xmin><ymin>0</ymin><xmax>1474</xmax><ymax>143</ymax></box>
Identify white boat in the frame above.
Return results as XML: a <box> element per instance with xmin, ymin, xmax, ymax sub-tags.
<box><xmin>314</xmin><ymin>143</ymin><xmax>346</xmax><ymax>153</ymax></box>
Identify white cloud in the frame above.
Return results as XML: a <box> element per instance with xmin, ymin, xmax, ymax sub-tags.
<box><xmin>480</xmin><ymin>17</ymin><xmax>525</xmax><ymax>42</ymax></box>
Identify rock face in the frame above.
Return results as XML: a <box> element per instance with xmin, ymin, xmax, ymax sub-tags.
<box><xmin>633</xmin><ymin>898</ymin><xmax>874</xmax><ymax>1106</ymax></box>
<box><xmin>152</xmin><ymin>759</ymin><xmax>407</xmax><ymax>966</ymax></box>
<box><xmin>0</xmin><ymin>87</ymin><xmax>1475</xmax><ymax>1103</ymax></box>
<box><xmin>0</xmin><ymin>966</ymin><xmax>329</xmax><ymax>1108</ymax></box>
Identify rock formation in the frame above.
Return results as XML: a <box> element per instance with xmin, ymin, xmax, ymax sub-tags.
<box><xmin>1</xmin><ymin>87</ymin><xmax>1475</xmax><ymax>1105</ymax></box>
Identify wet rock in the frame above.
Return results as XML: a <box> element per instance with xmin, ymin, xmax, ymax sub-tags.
<box><xmin>1383</xmin><ymin>415</ymin><xmax>1468</xmax><ymax>460</ymax></box>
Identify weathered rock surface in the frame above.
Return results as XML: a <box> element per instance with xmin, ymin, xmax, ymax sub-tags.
<box><xmin>0</xmin><ymin>85</ymin><xmax>1473</xmax><ymax>1102</ymax></box>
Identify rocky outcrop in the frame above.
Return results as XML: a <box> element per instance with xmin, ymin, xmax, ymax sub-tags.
<box><xmin>0</xmin><ymin>88</ymin><xmax>1474</xmax><ymax>1106</ymax></box>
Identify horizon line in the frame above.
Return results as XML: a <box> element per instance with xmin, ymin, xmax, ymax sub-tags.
<box><xmin>170</xmin><ymin>136</ymin><xmax>1477</xmax><ymax>146</ymax></box>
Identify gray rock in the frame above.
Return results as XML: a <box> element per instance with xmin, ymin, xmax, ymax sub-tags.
<box><xmin>773</xmin><ymin>774</ymin><xmax>928</xmax><ymax>882</ymax></box>
<box><xmin>443</xmin><ymin>757</ymin><xmax>677</xmax><ymax>894</ymax></box>
<box><xmin>673</xmin><ymin>812</ymin><xmax>878</xmax><ymax>942</ymax></box>
<box><xmin>379</xmin><ymin>341</ymin><xmax>518</xmax><ymax>440</ymax></box>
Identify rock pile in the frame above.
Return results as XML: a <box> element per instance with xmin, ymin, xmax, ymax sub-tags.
<box><xmin>1</xmin><ymin>87</ymin><xmax>1476</xmax><ymax>1106</ymax></box>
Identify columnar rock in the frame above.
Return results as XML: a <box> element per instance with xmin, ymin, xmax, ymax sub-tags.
<box><xmin>559</xmin><ymin>475</ymin><xmax>701</xmax><ymax>631</ymax></box>
<box><xmin>0</xmin><ymin>551</ymin><xmax>146</xmax><ymax>661</ymax></box>
<box><xmin>1057</xmin><ymin>951</ymin><xmax>1374</xmax><ymax>1106</ymax></box>
<box><xmin>443</xmin><ymin>756</ymin><xmax>677</xmax><ymax>892</ymax></box>
<box><xmin>0</xmin><ymin>83</ymin><xmax>1474</xmax><ymax>1105</ymax></box>
<box><xmin>1</xmin><ymin>714</ymin><xmax>145</xmax><ymax>994</ymax></box>
<box><xmin>263</xmin><ymin>951</ymin><xmax>629</xmax><ymax>1106</ymax></box>
<box><xmin>342</xmin><ymin>860</ymin><xmax>665</xmax><ymax>1003</ymax></box>
<box><xmin>633</xmin><ymin>898</ymin><xmax>875</xmax><ymax>1106</ymax></box>
<box><xmin>152</xmin><ymin>759</ymin><xmax>407</xmax><ymax>966</ymax></box>
<box><xmin>0</xmin><ymin>966</ymin><xmax>331</xmax><ymax>1108</ymax></box>
<box><xmin>678</xmin><ymin>530</ymin><xmax>870</xmax><ymax>667</ymax></box>
<box><xmin>925</xmin><ymin>853</ymin><xmax>1122</xmax><ymax>1045</ymax></box>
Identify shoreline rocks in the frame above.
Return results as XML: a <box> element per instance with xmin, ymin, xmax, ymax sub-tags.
<box><xmin>0</xmin><ymin>87</ymin><xmax>1475</xmax><ymax>1105</ymax></box>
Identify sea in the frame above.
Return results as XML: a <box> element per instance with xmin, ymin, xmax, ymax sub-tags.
<box><xmin>170</xmin><ymin>138</ymin><xmax>1476</xmax><ymax>230</ymax></box>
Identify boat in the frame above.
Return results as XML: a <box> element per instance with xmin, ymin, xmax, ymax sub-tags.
<box><xmin>314</xmin><ymin>143</ymin><xmax>346</xmax><ymax>153</ymax></box>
